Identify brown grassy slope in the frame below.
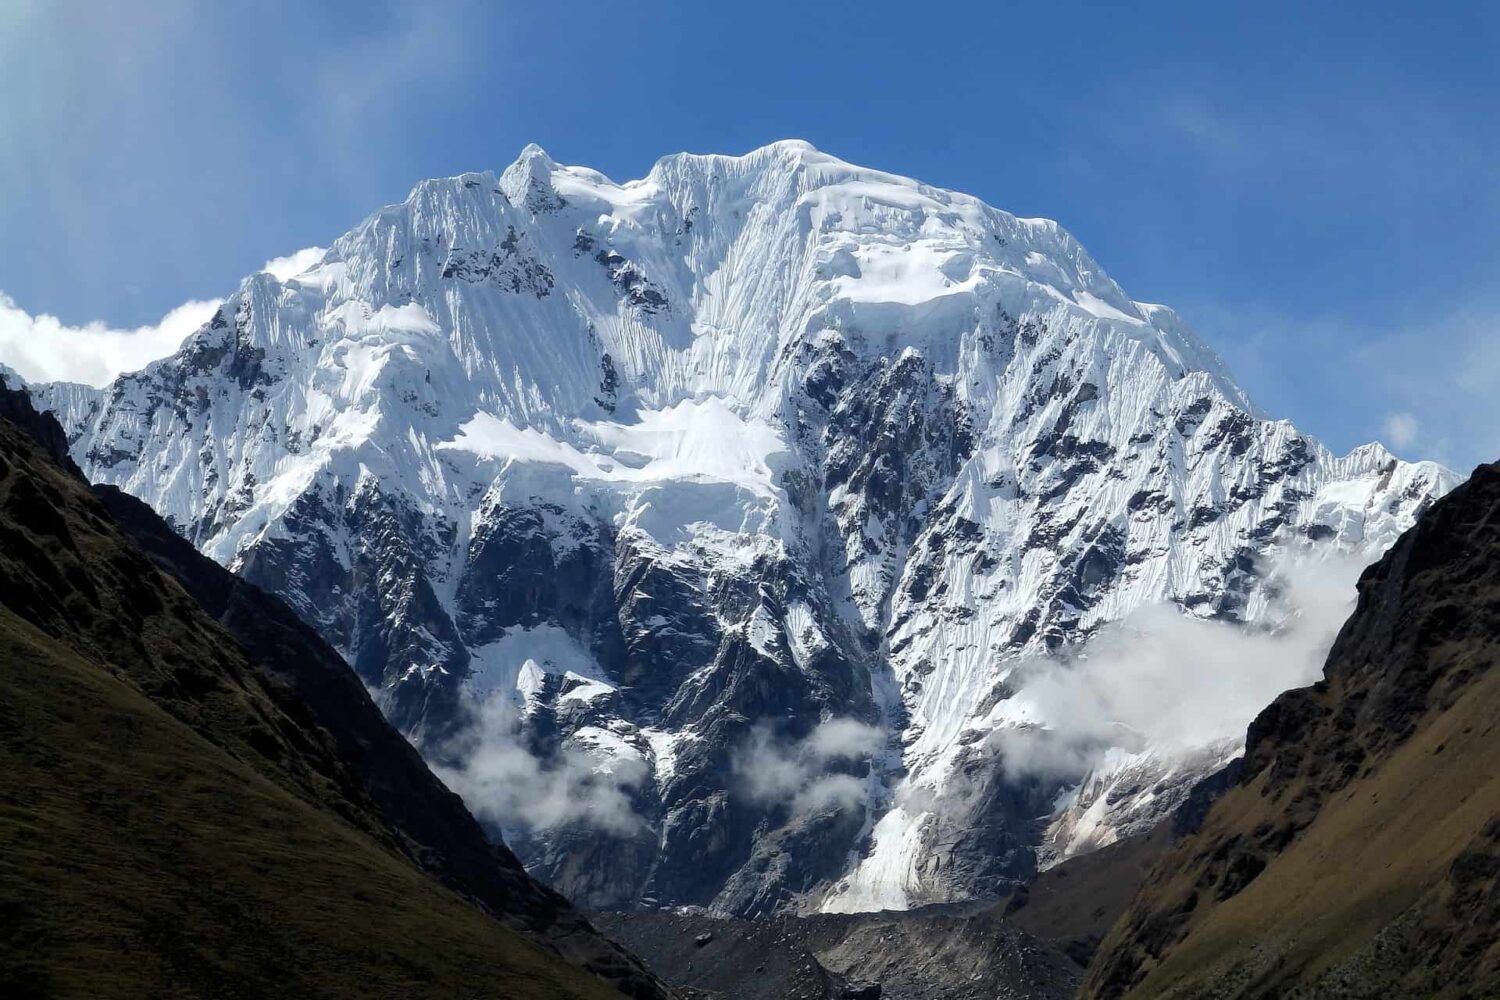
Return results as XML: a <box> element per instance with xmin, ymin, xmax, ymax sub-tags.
<box><xmin>0</xmin><ymin>382</ymin><xmax>622</xmax><ymax>996</ymax></box>
<box><xmin>1083</xmin><ymin>463</ymin><xmax>1500</xmax><ymax>999</ymax></box>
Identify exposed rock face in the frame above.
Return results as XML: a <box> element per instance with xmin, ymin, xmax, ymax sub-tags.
<box><xmin>1084</xmin><ymin>461</ymin><xmax>1500</xmax><ymax>998</ymax></box>
<box><xmin>27</xmin><ymin>142</ymin><xmax>1457</xmax><ymax>913</ymax></box>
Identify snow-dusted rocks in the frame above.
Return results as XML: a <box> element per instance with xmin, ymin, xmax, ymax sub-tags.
<box><xmin>31</xmin><ymin>141</ymin><xmax>1457</xmax><ymax>914</ymax></box>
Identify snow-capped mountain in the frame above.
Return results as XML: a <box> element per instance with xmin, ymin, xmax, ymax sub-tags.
<box><xmin>31</xmin><ymin>140</ymin><xmax>1457</xmax><ymax>915</ymax></box>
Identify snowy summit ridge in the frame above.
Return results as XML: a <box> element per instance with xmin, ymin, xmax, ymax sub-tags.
<box><xmin>32</xmin><ymin>141</ymin><xmax>1457</xmax><ymax>915</ymax></box>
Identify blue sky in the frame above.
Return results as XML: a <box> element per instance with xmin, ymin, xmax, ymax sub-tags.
<box><xmin>1</xmin><ymin>0</ymin><xmax>1496</xmax><ymax>468</ymax></box>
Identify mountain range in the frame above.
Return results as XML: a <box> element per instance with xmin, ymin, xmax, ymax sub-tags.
<box><xmin>25</xmin><ymin>140</ymin><xmax>1458</xmax><ymax>915</ymax></box>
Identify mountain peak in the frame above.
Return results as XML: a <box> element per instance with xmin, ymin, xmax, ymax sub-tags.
<box><xmin>752</xmin><ymin>137</ymin><xmax>823</xmax><ymax>161</ymax></box>
<box><xmin>512</xmin><ymin>140</ymin><xmax>557</xmax><ymax>169</ymax></box>
<box><xmin>500</xmin><ymin>142</ymin><xmax>563</xmax><ymax>212</ymax></box>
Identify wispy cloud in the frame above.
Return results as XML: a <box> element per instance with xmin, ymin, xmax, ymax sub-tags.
<box><xmin>1059</xmin><ymin>84</ymin><xmax>1498</xmax><ymax>473</ymax></box>
<box><xmin>1167</xmin><ymin>292</ymin><xmax>1500</xmax><ymax>471</ymax></box>
<box><xmin>433</xmin><ymin>695</ymin><xmax>649</xmax><ymax>837</ymax></box>
<box><xmin>261</xmin><ymin>247</ymin><xmax>326</xmax><ymax>281</ymax></box>
<box><xmin>293</xmin><ymin>2</ymin><xmax>481</xmax><ymax>202</ymax></box>
<box><xmin>733</xmin><ymin>718</ymin><xmax>884</xmax><ymax>817</ymax></box>
<box><xmin>0</xmin><ymin>291</ymin><xmax>219</xmax><ymax>387</ymax></box>
<box><xmin>1138</xmin><ymin>88</ymin><xmax>1490</xmax><ymax>201</ymax></box>
<box><xmin>1383</xmin><ymin>411</ymin><xmax>1419</xmax><ymax>450</ymax></box>
<box><xmin>1346</xmin><ymin>298</ymin><xmax>1500</xmax><ymax>470</ymax></box>
<box><xmin>0</xmin><ymin>1</ymin><xmax>486</xmax><ymax>326</ymax></box>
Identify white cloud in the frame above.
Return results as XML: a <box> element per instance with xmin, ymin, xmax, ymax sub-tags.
<box><xmin>0</xmin><ymin>242</ymin><xmax>325</xmax><ymax>390</ymax></box>
<box><xmin>261</xmin><ymin>246</ymin><xmax>326</xmax><ymax>282</ymax></box>
<box><xmin>0</xmin><ymin>291</ymin><xmax>220</xmax><ymax>387</ymax></box>
<box><xmin>433</xmin><ymin>695</ymin><xmax>648</xmax><ymax>838</ymax></box>
<box><xmin>991</xmin><ymin>550</ymin><xmax>1365</xmax><ymax>781</ymax></box>
<box><xmin>1383</xmin><ymin>411</ymin><xmax>1419</xmax><ymax>450</ymax></box>
<box><xmin>734</xmin><ymin>717</ymin><xmax>884</xmax><ymax>817</ymax></box>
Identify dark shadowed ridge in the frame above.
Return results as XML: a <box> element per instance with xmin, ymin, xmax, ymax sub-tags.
<box><xmin>0</xmin><ymin>373</ymin><xmax>672</xmax><ymax>998</ymax></box>
<box><xmin>1083</xmin><ymin>460</ymin><xmax>1500</xmax><ymax>998</ymax></box>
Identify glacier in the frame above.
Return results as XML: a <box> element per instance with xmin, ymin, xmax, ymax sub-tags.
<box><xmin>26</xmin><ymin>139</ymin><xmax>1458</xmax><ymax>914</ymax></box>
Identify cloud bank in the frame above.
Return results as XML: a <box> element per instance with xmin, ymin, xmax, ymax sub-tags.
<box><xmin>0</xmin><ymin>246</ymin><xmax>322</xmax><ymax>388</ymax></box>
<box><xmin>991</xmin><ymin>550</ymin><xmax>1366</xmax><ymax>781</ymax></box>
<box><xmin>0</xmin><ymin>291</ymin><xmax>220</xmax><ymax>387</ymax></box>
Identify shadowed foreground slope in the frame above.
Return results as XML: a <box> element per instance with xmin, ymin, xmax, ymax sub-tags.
<box><xmin>1084</xmin><ymin>462</ymin><xmax>1500</xmax><ymax>998</ymax></box>
<box><xmin>0</xmin><ymin>379</ymin><xmax>665</xmax><ymax>998</ymax></box>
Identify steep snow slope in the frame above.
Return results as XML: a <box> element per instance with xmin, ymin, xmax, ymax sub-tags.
<box><xmin>31</xmin><ymin>141</ymin><xmax>1457</xmax><ymax>914</ymax></box>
